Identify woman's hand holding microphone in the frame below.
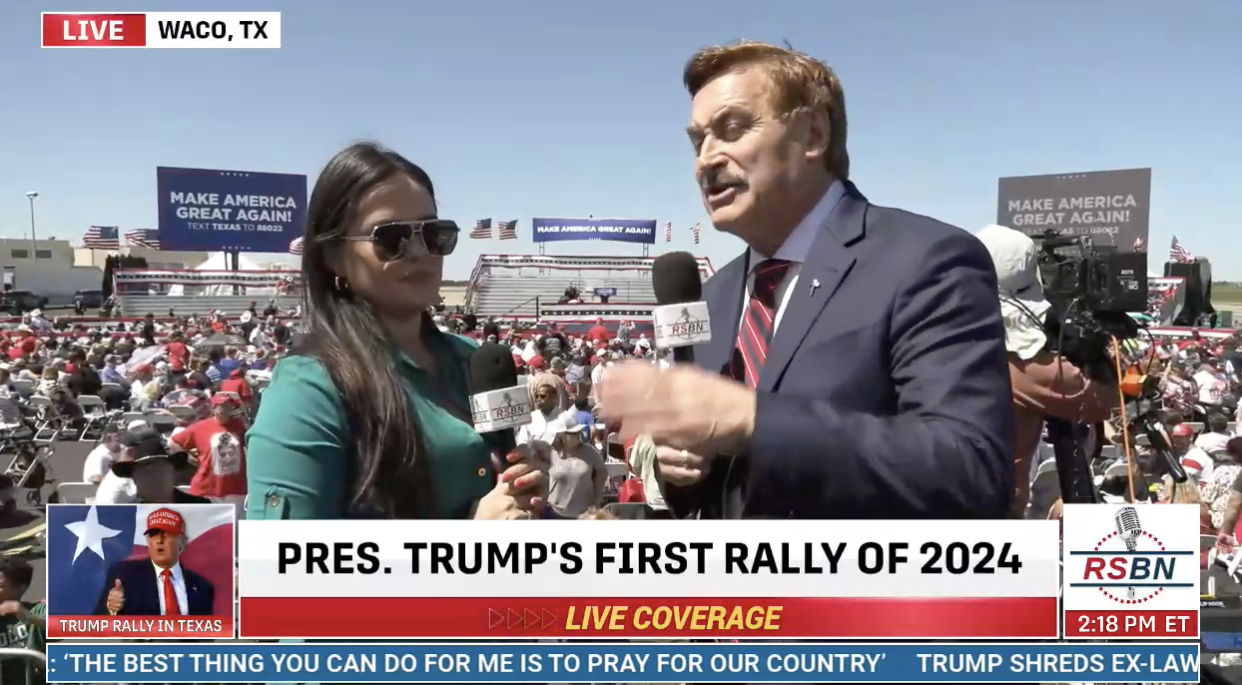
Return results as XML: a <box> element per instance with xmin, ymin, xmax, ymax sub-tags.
<box><xmin>474</xmin><ymin>442</ymin><xmax>551</xmax><ymax>520</ymax></box>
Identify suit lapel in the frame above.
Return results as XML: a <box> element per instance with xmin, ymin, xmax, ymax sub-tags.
<box><xmin>139</xmin><ymin>563</ymin><xmax>159</xmax><ymax>614</ymax></box>
<box><xmin>698</xmin><ymin>253</ymin><xmax>749</xmax><ymax>376</ymax></box>
<box><xmin>758</xmin><ymin>184</ymin><xmax>868</xmax><ymax>392</ymax></box>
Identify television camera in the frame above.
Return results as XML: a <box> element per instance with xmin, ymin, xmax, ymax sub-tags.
<box><xmin>1029</xmin><ymin>229</ymin><xmax>1185</xmax><ymax>505</ymax></box>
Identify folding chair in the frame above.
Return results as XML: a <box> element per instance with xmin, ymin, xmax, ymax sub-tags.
<box><xmin>100</xmin><ymin>381</ymin><xmax>124</xmax><ymax>396</ymax></box>
<box><xmin>55</xmin><ymin>481</ymin><xmax>98</xmax><ymax>504</ymax></box>
<box><xmin>1186</xmin><ymin>421</ymin><xmax>1205</xmax><ymax>433</ymax></box>
<box><xmin>3</xmin><ymin>442</ymin><xmax>52</xmax><ymax>506</ymax></box>
<box><xmin>166</xmin><ymin>404</ymin><xmax>198</xmax><ymax>422</ymax></box>
<box><xmin>76</xmin><ymin>395</ymin><xmax>106</xmax><ymax>442</ymax></box>
<box><xmin>145</xmin><ymin>410</ymin><xmax>179</xmax><ymax>428</ymax></box>
<box><xmin>0</xmin><ymin>398</ymin><xmax>29</xmax><ymax>452</ymax></box>
<box><xmin>9</xmin><ymin>380</ymin><xmax>33</xmax><ymax>399</ymax></box>
<box><xmin>26</xmin><ymin>396</ymin><xmax>63</xmax><ymax>443</ymax></box>
<box><xmin>121</xmin><ymin>411</ymin><xmax>147</xmax><ymax>427</ymax></box>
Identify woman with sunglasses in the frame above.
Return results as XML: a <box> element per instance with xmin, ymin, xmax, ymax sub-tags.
<box><xmin>246</xmin><ymin>142</ymin><xmax>549</xmax><ymax>521</ymax></box>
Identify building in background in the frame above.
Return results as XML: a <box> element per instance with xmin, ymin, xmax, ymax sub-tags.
<box><xmin>73</xmin><ymin>246</ymin><xmax>210</xmax><ymax>270</ymax></box>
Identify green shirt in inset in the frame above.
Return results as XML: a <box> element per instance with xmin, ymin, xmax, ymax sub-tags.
<box><xmin>0</xmin><ymin>600</ymin><xmax>45</xmax><ymax>684</ymax></box>
<box><xmin>246</xmin><ymin>331</ymin><xmax>495</xmax><ymax>520</ymax></box>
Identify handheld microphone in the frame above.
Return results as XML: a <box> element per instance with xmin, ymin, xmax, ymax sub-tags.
<box><xmin>652</xmin><ymin>251</ymin><xmax>710</xmax><ymax>364</ymax></box>
<box><xmin>468</xmin><ymin>342</ymin><xmax>531</xmax><ymax>464</ymax></box>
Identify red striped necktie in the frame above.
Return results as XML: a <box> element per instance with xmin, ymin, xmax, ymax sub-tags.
<box><xmin>730</xmin><ymin>259</ymin><xmax>792</xmax><ymax>388</ymax></box>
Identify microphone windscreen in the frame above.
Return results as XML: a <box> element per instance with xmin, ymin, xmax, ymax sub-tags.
<box><xmin>468</xmin><ymin>342</ymin><xmax>519</xmax><ymax>395</ymax></box>
<box><xmin>652</xmin><ymin>251</ymin><xmax>702</xmax><ymax>305</ymax></box>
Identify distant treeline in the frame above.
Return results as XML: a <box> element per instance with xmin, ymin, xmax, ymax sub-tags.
<box><xmin>444</xmin><ymin>280</ymin><xmax>469</xmax><ymax>287</ymax></box>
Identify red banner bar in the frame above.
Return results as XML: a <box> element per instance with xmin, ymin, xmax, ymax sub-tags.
<box><xmin>239</xmin><ymin>597</ymin><xmax>1057</xmax><ymax>639</ymax></box>
<box><xmin>47</xmin><ymin>614</ymin><xmax>233</xmax><ymax>639</ymax></box>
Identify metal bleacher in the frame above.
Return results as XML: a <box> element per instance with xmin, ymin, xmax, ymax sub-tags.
<box><xmin>466</xmin><ymin>254</ymin><xmax>713</xmax><ymax>320</ymax></box>
<box><xmin>113</xmin><ymin>267</ymin><xmax>301</xmax><ymax>318</ymax></box>
<box><xmin>117</xmin><ymin>294</ymin><xmax>301</xmax><ymax>318</ymax></box>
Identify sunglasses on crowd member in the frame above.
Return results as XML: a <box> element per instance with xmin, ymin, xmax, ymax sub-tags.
<box><xmin>338</xmin><ymin>219</ymin><xmax>460</xmax><ymax>261</ymax></box>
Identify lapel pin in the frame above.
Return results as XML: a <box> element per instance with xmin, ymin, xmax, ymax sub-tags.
<box><xmin>810</xmin><ymin>278</ymin><xmax>821</xmax><ymax>295</ymax></box>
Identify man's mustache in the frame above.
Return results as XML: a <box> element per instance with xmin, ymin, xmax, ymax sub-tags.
<box><xmin>702</xmin><ymin>168</ymin><xmax>745</xmax><ymax>189</ymax></box>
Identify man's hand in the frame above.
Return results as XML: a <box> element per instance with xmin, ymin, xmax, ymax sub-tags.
<box><xmin>654</xmin><ymin>445</ymin><xmax>713</xmax><ymax>486</ymax></box>
<box><xmin>0</xmin><ymin>601</ymin><xmax>27</xmax><ymax>621</ymax></box>
<box><xmin>106</xmin><ymin>578</ymin><xmax>124</xmax><ymax>615</ymax></box>
<box><xmin>597</xmin><ymin>362</ymin><xmax>755</xmax><ymax>455</ymax></box>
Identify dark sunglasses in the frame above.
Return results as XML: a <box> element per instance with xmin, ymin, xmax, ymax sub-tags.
<box><xmin>339</xmin><ymin>220</ymin><xmax>459</xmax><ymax>261</ymax></box>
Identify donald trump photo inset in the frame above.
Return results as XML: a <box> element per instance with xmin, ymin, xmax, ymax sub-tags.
<box><xmin>93</xmin><ymin>507</ymin><xmax>215</xmax><ymax>616</ymax></box>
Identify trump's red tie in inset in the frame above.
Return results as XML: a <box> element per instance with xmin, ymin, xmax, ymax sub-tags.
<box><xmin>731</xmin><ymin>259</ymin><xmax>791</xmax><ymax>388</ymax></box>
<box><xmin>161</xmin><ymin>569</ymin><xmax>180</xmax><ymax>616</ymax></box>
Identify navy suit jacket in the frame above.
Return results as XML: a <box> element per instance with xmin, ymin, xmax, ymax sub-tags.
<box><xmin>93</xmin><ymin>558</ymin><xmax>215</xmax><ymax>616</ymax></box>
<box><xmin>666</xmin><ymin>182</ymin><xmax>1015</xmax><ymax>519</ymax></box>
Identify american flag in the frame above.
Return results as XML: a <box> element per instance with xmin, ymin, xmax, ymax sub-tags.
<box><xmin>82</xmin><ymin>225</ymin><xmax>120</xmax><ymax>250</ymax></box>
<box><xmin>124</xmin><ymin>229</ymin><xmax>160</xmax><ymax>250</ymax></box>
<box><xmin>470</xmin><ymin>219</ymin><xmax>492</xmax><ymax>240</ymax></box>
<box><xmin>664</xmin><ymin>222</ymin><xmax>672</xmax><ymax>242</ymax></box>
<box><xmin>46</xmin><ymin>504</ymin><xmax>235</xmax><ymax>616</ymax></box>
<box><xmin>289</xmin><ymin>237</ymin><xmax>303</xmax><ymax>255</ymax></box>
<box><xmin>497</xmin><ymin>220</ymin><xmax>518</xmax><ymax>240</ymax></box>
<box><xmin>1169</xmin><ymin>236</ymin><xmax>1193</xmax><ymax>263</ymax></box>
<box><xmin>690</xmin><ymin>222</ymin><xmax>701</xmax><ymax>244</ymax></box>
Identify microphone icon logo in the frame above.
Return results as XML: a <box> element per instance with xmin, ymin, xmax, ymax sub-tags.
<box><xmin>1114</xmin><ymin>507</ymin><xmax>1143</xmax><ymax>600</ymax></box>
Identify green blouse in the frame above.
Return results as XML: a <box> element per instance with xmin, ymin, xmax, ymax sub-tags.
<box><xmin>245</xmin><ymin>331</ymin><xmax>495</xmax><ymax>520</ymax></box>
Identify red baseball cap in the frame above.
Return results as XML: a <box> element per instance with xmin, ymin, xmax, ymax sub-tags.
<box><xmin>211</xmin><ymin>393</ymin><xmax>240</xmax><ymax>408</ymax></box>
<box><xmin>145</xmin><ymin>508</ymin><xmax>185</xmax><ymax>536</ymax></box>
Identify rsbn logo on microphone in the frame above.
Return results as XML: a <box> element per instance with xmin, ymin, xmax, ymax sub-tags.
<box><xmin>1062</xmin><ymin>503</ymin><xmax>1199</xmax><ymax>639</ymax></box>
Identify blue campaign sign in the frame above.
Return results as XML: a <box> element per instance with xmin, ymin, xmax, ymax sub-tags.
<box><xmin>157</xmin><ymin>167</ymin><xmax>307</xmax><ymax>252</ymax></box>
<box><xmin>532</xmin><ymin>217</ymin><xmax>657</xmax><ymax>244</ymax></box>
<box><xmin>47</xmin><ymin>642</ymin><xmax>1200</xmax><ymax>683</ymax></box>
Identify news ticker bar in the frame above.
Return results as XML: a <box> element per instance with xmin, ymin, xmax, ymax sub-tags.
<box><xmin>41</xmin><ymin>12</ymin><xmax>281</xmax><ymax>48</ymax></box>
<box><xmin>46</xmin><ymin>643</ymin><xmax>1201</xmax><ymax>684</ymax></box>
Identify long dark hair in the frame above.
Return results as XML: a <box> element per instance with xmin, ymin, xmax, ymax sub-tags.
<box><xmin>300</xmin><ymin>142</ymin><xmax>436</xmax><ymax>518</ymax></box>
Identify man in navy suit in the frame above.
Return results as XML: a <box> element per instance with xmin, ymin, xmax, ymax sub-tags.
<box><xmin>599</xmin><ymin>41</ymin><xmax>1014</xmax><ymax>519</ymax></box>
<box><xmin>94</xmin><ymin>507</ymin><xmax>215</xmax><ymax>616</ymax></box>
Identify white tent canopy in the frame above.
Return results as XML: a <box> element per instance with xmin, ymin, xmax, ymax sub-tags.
<box><xmin>195</xmin><ymin>251</ymin><xmax>262</xmax><ymax>272</ymax></box>
<box><xmin>166</xmin><ymin>252</ymin><xmax>273</xmax><ymax>296</ymax></box>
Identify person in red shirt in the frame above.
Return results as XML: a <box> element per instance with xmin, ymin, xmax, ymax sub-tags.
<box><xmin>169</xmin><ymin>394</ymin><xmax>247</xmax><ymax>500</ymax></box>
<box><xmin>166</xmin><ymin>331</ymin><xmax>190</xmax><ymax>373</ymax></box>
<box><xmin>585</xmin><ymin>318</ymin><xmax>610</xmax><ymax>347</ymax></box>
<box><xmin>16</xmin><ymin>330</ymin><xmax>36</xmax><ymax>358</ymax></box>
<box><xmin>217</xmin><ymin>369</ymin><xmax>253</xmax><ymax>406</ymax></box>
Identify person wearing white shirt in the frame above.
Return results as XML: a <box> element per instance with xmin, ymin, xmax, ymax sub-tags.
<box><xmin>1195</xmin><ymin>413</ymin><xmax>1234</xmax><ymax>458</ymax></box>
<box><xmin>82</xmin><ymin>431</ymin><xmax>122</xmax><ymax>483</ymax></box>
<box><xmin>1194</xmin><ymin>360</ymin><xmax>1228</xmax><ymax>407</ymax></box>
<box><xmin>517</xmin><ymin>376</ymin><xmax>562</xmax><ymax>446</ymax></box>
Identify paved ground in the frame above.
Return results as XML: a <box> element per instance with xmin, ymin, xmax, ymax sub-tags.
<box><xmin>0</xmin><ymin>439</ymin><xmax>94</xmax><ymax>602</ymax></box>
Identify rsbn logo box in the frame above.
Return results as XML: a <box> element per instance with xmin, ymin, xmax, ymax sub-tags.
<box><xmin>1062</xmin><ymin>503</ymin><xmax>1199</xmax><ymax>639</ymax></box>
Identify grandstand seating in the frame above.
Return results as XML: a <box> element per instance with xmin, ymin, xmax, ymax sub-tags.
<box><xmin>466</xmin><ymin>254</ymin><xmax>713</xmax><ymax>320</ymax></box>
<box><xmin>117</xmin><ymin>294</ymin><xmax>301</xmax><ymax>318</ymax></box>
<box><xmin>113</xmin><ymin>268</ymin><xmax>301</xmax><ymax>318</ymax></box>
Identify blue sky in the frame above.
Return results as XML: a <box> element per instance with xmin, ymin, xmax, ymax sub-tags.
<box><xmin>2</xmin><ymin>0</ymin><xmax>1239</xmax><ymax>278</ymax></box>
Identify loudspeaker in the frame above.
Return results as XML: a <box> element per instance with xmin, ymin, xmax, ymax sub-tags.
<box><xmin>1165</xmin><ymin>259</ymin><xmax>1215</xmax><ymax>325</ymax></box>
